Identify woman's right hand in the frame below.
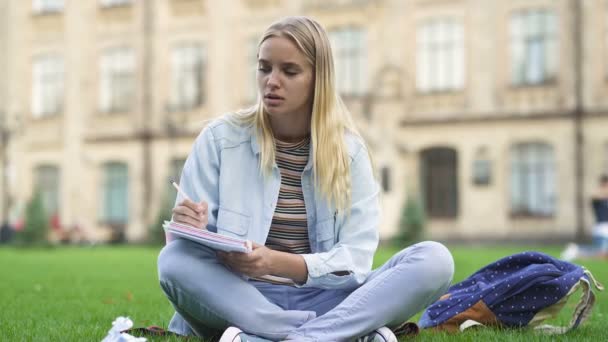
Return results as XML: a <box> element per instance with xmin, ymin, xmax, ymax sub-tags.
<box><xmin>172</xmin><ymin>199</ymin><xmax>208</xmax><ymax>229</ymax></box>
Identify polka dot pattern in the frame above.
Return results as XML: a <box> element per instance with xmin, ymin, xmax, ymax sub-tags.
<box><xmin>419</xmin><ymin>251</ymin><xmax>586</xmax><ymax>329</ymax></box>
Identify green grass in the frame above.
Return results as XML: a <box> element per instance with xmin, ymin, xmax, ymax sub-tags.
<box><xmin>0</xmin><ymin>244</ymin><xmax>605</xmax><ymax>341</ymax></box>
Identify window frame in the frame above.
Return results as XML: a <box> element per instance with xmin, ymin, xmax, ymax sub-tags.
<box><xmin>415</xmin><ymin>18</ymin><xmax>465</xmax><ymax>93</ymax></box>
<box><xmin>99</xmin><ymin>47</ymin><xmax>135</xmax><ymax>113</ymax></box>
<box><xmin>32</xmin><ymin>54</ymin><xmax>65</xmax><ymax>118</ymax></box>
<box><xmin>32</xmin><ymin>0</ymin><xmax>64</xmax><ymax>14</ymax></box>
<box><xmin>509</xmin><ymin>9</ymin><xmax>559</xmax><ymax>87</ymax></box>
<box><xmin>34</xmin><ymin>164</ymin><xmax>60</xmax><ymax>217</ymax></box>
<box><xmin>509</xmin><ymin>142</ymin><xmax>556</xmax><ymax>218</ymax></box>
<box><xmin>99</xmin><ymin>0</ymin><xmax>132</xmax><ymax>8</ymax></box>
<box><xmin>328</xmin><ymin>26</ymin><xmax>368</xmax><ymax>97</ymax></box>
<box><xmin>247</xmin><ymin>36</ymin><xmax>260</xmax><ymax>103</ymax></box>
<box><xmin>169</xmin><ymin>43</ymin><xmax>205</xmax><ymax>112</ymax></box>
<box><xmin>101</xmin><ymin>162</ymin><xmax>129</xmax><ymax>224</ymax></box>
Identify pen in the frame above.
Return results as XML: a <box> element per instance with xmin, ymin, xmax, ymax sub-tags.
<box><xmin>170</xmin><ymin>179</ymin><xmax>193</xmax><ymax>202</ymax></box>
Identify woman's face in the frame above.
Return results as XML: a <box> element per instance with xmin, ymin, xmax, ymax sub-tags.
<box><xmin>257</xmin><ymin>35</ymin><xmax>314</xmax><ymax>119</ymax></box>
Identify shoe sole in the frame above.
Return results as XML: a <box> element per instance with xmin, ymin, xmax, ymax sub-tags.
<box><xmin>376</xmin><ymin>326</ymin><xmax>398</xmax><ymax>342</ymax></box>
<box><xmin>219</xmin><ymin>326</ymin><xmax>243</xmax><ymax>342</ymax></box>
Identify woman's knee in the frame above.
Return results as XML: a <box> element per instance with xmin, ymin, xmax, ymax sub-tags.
<box><xmin>158</xmin><ymin>240</ymin><xmax>183</xmax><ymax>284</ymax></box>
<box><xmin>412</xmin><ymin>241</ymin><xmax>454</xmax><ymax>286</ymax></box>
<box><xmin>158</xmin><ymin>239</ymin><xmax>211</xmax><ymax>284</ymax></box>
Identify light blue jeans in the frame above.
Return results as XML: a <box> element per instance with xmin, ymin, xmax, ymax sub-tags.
<box><xmin>157</xmin><ymin>240</ymin><xmax>454</xmax><ymax>341</ymax></box>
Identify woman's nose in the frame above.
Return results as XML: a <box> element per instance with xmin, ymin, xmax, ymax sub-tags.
<box><xmin>267</xmin><ymin>70</ymin><xmax>280</xmax><ymax>88</ymax></box>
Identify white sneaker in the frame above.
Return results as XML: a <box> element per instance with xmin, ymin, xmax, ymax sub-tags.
<box><xmin>221</xmin><ymin>325</ymin><xmax>397</xmax><ymax>342</ymax></box>
<box><xmin>219</xmin><ymin>327</ymin><xmax>243</xmax><ymax>342</ymax></box>
<box><xmin>357</xmin><ymin>326</ymin><xmax>397</xmax><ymax>342</ymax></box>
<box><xmin>561</xmin><ymin>243</ymin><xmax>579</xmax><ymax>261</ymax></box>
<box><xmin>218</xmin><ymin>326</ymin><xmax>271</xmax><ymax>342</ymax></box>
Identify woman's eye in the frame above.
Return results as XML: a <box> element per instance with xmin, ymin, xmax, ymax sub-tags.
<box><xmin>257</xmin><ymin>67</ymin><xmax>270</xmax><ymax>73</ymax></box>
<box><xmin>285</xmin><ymin>70</ymin><xmax>298</xmax><ymax>76</ymax></box>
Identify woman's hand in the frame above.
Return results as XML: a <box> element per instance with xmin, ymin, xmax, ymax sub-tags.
<box><xmin>171</xmin><ymin>199</ymin><xmax>208</xmax><ymax>229</ymax></box>
<box><xmin>217</xmin><ymin>243</ymin><xmax>276</xmax><ymax>278</ymax></box>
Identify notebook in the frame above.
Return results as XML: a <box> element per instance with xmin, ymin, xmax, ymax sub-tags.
<box><xmin>163</xmin><ymin>221</ymin><xmax>252</xmax><ymax>253</ymax></box>
<box><xmin>163</xmin><ymin>221</ymin><xmax>297</xmax><ymax>285</ymax></box>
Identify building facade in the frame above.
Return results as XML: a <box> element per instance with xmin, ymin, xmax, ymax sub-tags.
<box><xmin>0</xmin><ymin>0</ymin><xmax>11</xmax><ymax>226</ymax></box>
<box><xmin>0</xmin><ymin>0</ymin><xmax>607</xmax><ymax>242</ymax></box>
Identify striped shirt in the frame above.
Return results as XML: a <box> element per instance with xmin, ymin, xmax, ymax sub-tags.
<box><xmin>265</xmin><ymin>137</ymin><xmax>311</xmax><ymax>254</ymax></box>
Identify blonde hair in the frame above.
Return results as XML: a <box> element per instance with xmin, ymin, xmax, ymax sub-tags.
<box><xmin>231</xmin><ymin>16</ymin><xmax>365</xmax><ymax>212</ymax></box>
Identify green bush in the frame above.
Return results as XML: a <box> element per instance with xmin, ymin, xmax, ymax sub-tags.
<box><xmin>396</xmin><ymin>195</ymin><xmax>426</xmax><ymax>246</ymax></box>
<box><xmin>148</xmin><ymin>190</ymin><xmax>175</xmax><ymax>245</ymax></box>
<box><xmin>14</xmin><ymin>190</ymin><xmax>49</xmax><ymax>245</ymax></box>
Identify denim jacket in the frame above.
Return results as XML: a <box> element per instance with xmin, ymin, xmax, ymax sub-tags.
<box><xmin>176</xmin><ymin>116</ymin><xmax>380</xmax><ymax>290</ymax></box>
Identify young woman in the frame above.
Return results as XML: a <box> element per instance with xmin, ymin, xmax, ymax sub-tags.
<box><xmin>158</xmin><ymin>16</ymin><xmax>454</xmax><ymax>342</ymax></box>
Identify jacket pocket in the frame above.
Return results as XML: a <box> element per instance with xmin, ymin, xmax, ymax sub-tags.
<box><xmin>315</xmin><ymin>216</ymin><xmax>335</xmax><ymax>252</ymax></box>
<box><xmin>216</xmin><ymin>207</ymin><xmax>250</xmax><ymax>238</ymax></box>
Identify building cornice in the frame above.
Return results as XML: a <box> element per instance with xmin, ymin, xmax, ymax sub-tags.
<box><xmin>399</xmin><ymin>110</ymin><xmax>608</xmax><ymax>127</ymax></box>
<box><xmin>83</xmin><ymin>130</ymin><xmax>197</xmax><ymax>143</ymax></box>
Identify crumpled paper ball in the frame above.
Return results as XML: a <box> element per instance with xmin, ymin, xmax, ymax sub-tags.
<box><xmin>101</xmin><ymin>316</ymin><xmax>147</xmax><ymax>342</ymax></box>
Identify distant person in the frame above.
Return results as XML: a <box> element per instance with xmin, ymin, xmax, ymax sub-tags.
<box><xmin>562</xmin><ymin>174</ymin><xmax>608</xmax><ymax>261</ymax></box>
<box><xmin>157</xmin><ymin>16</ymin><xmax>454</xmax><ymax>342</ymax></box>
<box><xmin>0</xmin><ymin>220</ymin><xmax>14</xmax><ymax>243</ymax></box>
<box><xmin>591</xmin><ymin>174</ymin><xmax>608</xmax><ymax>250</ymax></box>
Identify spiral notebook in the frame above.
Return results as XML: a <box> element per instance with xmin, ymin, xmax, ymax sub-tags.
<box><xmin>163</xmin><ymin>221</ymin><xmax>252</xmax><ymax>253</ymax></box>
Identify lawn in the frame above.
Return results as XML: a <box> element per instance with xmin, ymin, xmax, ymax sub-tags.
<box><xmin>0</xmin><ymin>244</ymin><xmax>605</xmax><ymax>341</ymax></box>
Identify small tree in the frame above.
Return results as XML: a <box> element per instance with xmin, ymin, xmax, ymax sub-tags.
<box><xmin>14</xmin><ymin>190</ymin><xmax>49</xmax><ymax>245</ymax></box>
<box><xmin>149</xmin><ymin>191</ymin><xmax>175</xmax><ymax>245</ymax></box>
<box><xmin>397</xmin><ymin>195</ymin><xmax>426</xmax><ymax>246</ymax></box>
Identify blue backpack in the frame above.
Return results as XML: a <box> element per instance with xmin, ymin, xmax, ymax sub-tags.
<box><xmin>419</xmin><ymin>251</ymin><xmax>604</xmax><ymax>334</ymax></box>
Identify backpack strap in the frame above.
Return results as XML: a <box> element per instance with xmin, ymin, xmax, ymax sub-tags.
<box><xmin>583</xmin><ymin>268</ymin><xmax>605</xmax><ymax>291</ymax></box>
<box><xmin>533</xmin><ymin>268</ymin><xmax>604</xmax><ymax>335</ymax></box>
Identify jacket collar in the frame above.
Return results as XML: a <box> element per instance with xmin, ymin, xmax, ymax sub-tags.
<box><xmin>250</xmin><ymin>127</ymin><xmax>314</xmax><ymax>172</ymax></box>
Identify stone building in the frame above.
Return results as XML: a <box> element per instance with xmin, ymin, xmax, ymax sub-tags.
<box><xmin>0</xmin><ymin>0</ymin><xmax>606</xmax><ymax>242</ymax></box>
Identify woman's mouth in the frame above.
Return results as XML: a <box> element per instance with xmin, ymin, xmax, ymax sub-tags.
<box><xmin>264</xmin><ymin>94</ymin><xmax>285</xmax><ymax>106</ymax></box>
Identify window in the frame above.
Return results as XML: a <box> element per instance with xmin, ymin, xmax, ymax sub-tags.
<box><xmin>605</xmin><ymin>5</ymin><xmax>608</xmax><ymax>79</ymax></box>
<box><xmin>35</xmin><ymin>165</ymin><xmax>60</xmax><ymax>216</ymax></box>
<box><xmin>170</xmin><ymin>44</ymin><xmax>204</xmax><ymax>111</ymax></box>
<box><xmin>416</xmin><ymin>19</ymin><xmax>465</xmax><ymax>92</ymax></box>
<box><xmin>510</xmin><ymin>142</ymin><xmax>556</xmax><ymax>216</ymax></box>
<box><xmin>510</xmin><ymin>10</ymin><xmax>558</xmax><ymax>86</ymax></box>
<box><xmin>99</xmin><ymin>48</ymin><xmax>135</xmax><ymax>113</ymax></box>
<box><xmin>33</xmin><ymin>0</ymin><xmax>64</xmax><ymax>14</ymax></box>
<box><xmin>32</xmin><ymin>55</ymin><xmax>64</xmax><ymax>118</ymax></box>
<box><xmin>99</xmin><ymin>0</ymin><xmax>132</xmax><ymax>7</ymax></box>
<box><xmin>101</xmin><ymin>162</ymin><xmax>129</xmax><ymax>223</ymax></box>
<box><xmin>328</xmin><ymin>27</ymin><xmax>367</xmax><ymax>96</ymax></box>
<box><xmin>420</xmin><ymin>147</ymin><xmax>459</xmax><ymax>218</ymax></box>
<box><xmin>248</xmin><ymin>37</ymin><xmax>260</xmax><ymax>102</ymax></box>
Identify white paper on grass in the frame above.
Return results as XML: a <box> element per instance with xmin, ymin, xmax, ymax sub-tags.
<box><xmin>101</xmin><ymin>316</ymin><xmax>147</xmax><ymax>342</ymax></box>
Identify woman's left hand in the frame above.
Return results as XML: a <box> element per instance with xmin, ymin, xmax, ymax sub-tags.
<box><xmin>217</xmin><ymin>243</ymin><xmax>275</xmax><ymax>278</ymax></box>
